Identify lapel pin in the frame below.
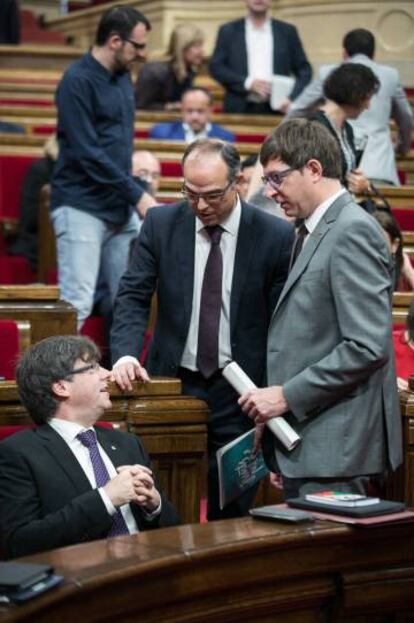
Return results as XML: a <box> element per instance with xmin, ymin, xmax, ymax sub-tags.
<box><xmin>111</xmin><ymin>445</ymin><xmax>117</xmax><ymax>450</ymax></box>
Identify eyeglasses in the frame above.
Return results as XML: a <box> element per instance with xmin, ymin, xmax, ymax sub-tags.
<box><xmin>125</xmin><ymin>38</ymin><xmax>146</xmax><ymax>51</ymax></box>
<box><xmin>261</xmin><ymin>167</ymin><xmax>297</xmax><ymax>190</ymax></box>
<box><xmin>181</xmin><ymin>180</ymin><xmax>234</xmax><ymax>205</ymax></box>
<box><xmin>68</xmin><ymin>362</ymin><xmax>100</xmax><ymax>376</ymax></box>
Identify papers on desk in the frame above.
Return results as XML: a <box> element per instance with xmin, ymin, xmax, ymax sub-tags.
<box><xmin>270</xmin><ymin>74</ymin><xmax>295</xmax><ymax>111</ymax></box>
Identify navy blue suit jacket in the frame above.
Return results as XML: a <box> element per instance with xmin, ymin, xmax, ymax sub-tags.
<box><xmin>149</xmin><ymin>121</ymin><xmax>235</xmax><ymax>142</ymax></box>
<box><xmin>209</xmin><ymin>18</ymin><xmax>311</xmax><ymax>113</ymax></box>
<box><xmin>0</xmin><ymin>425</ymin><xmax>179</xmax><ymax>558</ymax></box>
<box><xmin>111</xmin><ymin>200</ymin><xmax>294</xmax><ymax>387</ymax></box>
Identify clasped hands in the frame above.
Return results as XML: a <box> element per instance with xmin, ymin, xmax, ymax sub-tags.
<box><xmin>104</xmin><ymin>464</ymin><xmax>160</xmax><ymax>512</ymax></box>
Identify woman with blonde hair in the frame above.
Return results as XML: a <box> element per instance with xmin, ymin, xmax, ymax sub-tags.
<box><xmin>135</xmin><ymin>23</ymin><xmax>204</xmax><ymax>110</ymax></box>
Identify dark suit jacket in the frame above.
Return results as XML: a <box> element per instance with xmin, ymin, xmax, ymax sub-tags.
<box><xmin>111</xmin><ymin>200</ymin><xmax>294</xmax><ymax>388</ymax></box>
<box><xmin>149</xmin><ymin>121</ymin><xmax>235</xmax><ymax>142</ymax></box>
<box><xmin>209</xmin><ymin>18</ymin><xmax>311</xmax><ymax>113</ymax></box>
<box><xmin>0</xmin><ymin>425</ymin><xmax>179</xmax><ymax>558</ymax></box>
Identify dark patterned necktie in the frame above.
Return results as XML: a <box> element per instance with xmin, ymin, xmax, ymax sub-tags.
<box><xmin>289</xmin><ymin>223</ymin><xmax>308</xmax><ymax>271</ymax></box>
<box><xmin>197</xmin><ymin>225</ymin><xmax>224</xmax><ymax>379</ymax></box>
<box><xmin>77</xmin><ymin>429</ymin><xmax>129</xmax><ymax>537</ymax></box>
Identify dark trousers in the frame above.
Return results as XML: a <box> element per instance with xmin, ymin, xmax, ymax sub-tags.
<box><xmin>177</xmin><ymin>367</ymin><xmax>258</xmax><ymax>521</ymax></box>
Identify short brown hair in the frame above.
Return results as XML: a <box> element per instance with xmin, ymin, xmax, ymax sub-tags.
<box><xmin>16</xmin><ymin>336</ymin><xmax>100</xmax><ymax>424</ymax></box>
<box><xmin>260</xmin><ymin>118</ymin><xmax>342</xmax><ymax>179</ymax></box>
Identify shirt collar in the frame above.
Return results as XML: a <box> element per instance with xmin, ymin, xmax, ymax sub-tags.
<box><xmin>196</xmin><ymin>194</ymin><xmax>242</xmax><ymax>236</ymax></box>
<box><xmin>305</xmin><ymin>188</ymin><xmax>347</xmax><ymax>234</ymax></box>
<box><xmin>85</xmin><ymin>51</ymin><xmax>117</xmax><ymax>82</ymax></box>
<box><xmin>245</xmin><ymin>17</ymin><xmax>271</xmax><ymax>33</ymax></box>
<box><xmin>49</xmin><ymin>417</ymin><xmax>94</xmax><ymax>444</ymax></box>
<box><xmin>183</xmin><ymin>122</ymin><xmax>212</xmax><ymax>137</ymax></box>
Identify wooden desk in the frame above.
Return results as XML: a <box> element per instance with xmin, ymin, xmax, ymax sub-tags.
<box><xmin>1</xmin><ymin>518</ymin><xmax>414</xmax><ymax>622</ymax></box>
<box><xmin>0</xmin><ymin>286</ymin><xmax>76</xmax><ymax>343</ymax></box>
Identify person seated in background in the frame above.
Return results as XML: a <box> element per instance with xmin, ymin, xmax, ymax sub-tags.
<box><xmin>305</xmin><ymin>63</ymin><xmax>380</xmax><ymax>203</ymax></box>
<box><xmin>238</xmin><ymin>154</ymin><xmax>285</xmax><ymax>218</ymax></box>
<box><xmin>373</xmin><ymin>210</ymin><xmax>414</xmax><ymax>292</ymax></box>
<box><xmin>209</xmin><ymin>0</ymin><xmax>311</xmax><ymax>114</ymax></box>
<box><xmin>288</xmin><ymin>29</ymin><xmax>413</xmax><ymax>187</ymax></box>
<box><xmin>0</xmin><ymin>0</ymin><xmax>20</xmax><ymax>44</ymax></box>
<box><xmin>9</xmin><ymin>134</ymin><xmax>58</xmax><ymax>271</ymax></box>
<box><xmin>393</xmin><ymin>299</ymin><xmax>414</xmax><ymax>391</ymax></box>
<box><xmin>135</xmin><ymin>24</ymin><xmax>204</xmax><ymax>111</ymax></box>
<box><xmin>0</xmin><ymin>335</ymin><xmax>178</xmax><ymax>559</ymax></box>
<box><xmin>132</xmin><ymin>150</ymin><xmax>161</xmax><ymax>197</ymax></box>
<box><xmin>0</xmin><ymin>120</ymin><xmax>25</xmax><ymax>134</ymax></box>
<box><xmin>149</xmin><ymin>87</ymin><xmax>235</xmax><ymax>143</ymax></box>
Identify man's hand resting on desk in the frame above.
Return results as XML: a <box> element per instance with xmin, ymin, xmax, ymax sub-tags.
<box><xmin>239</xmin><ymin>386</ymin><xmax>289</xmax><ymax>424</ymax></box>
<box><xmin>112</xmin><ymin>358</ymin><xmax>150</xmax><ymax>391</ymax></box>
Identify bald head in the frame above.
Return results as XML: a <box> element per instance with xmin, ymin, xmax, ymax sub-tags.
<box><xmin>132</xmin><ymin>150</ymin><xmax>161</xmax><ymax>195</ymax></box>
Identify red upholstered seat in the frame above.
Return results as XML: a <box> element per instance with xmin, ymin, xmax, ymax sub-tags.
<box><xmin>0</xmin><ymin>320</ymin><xmax>20</xmax><ymax>380</ymax></box>
<box><xmin>80</xmin><ymin>315</ymin><xmax>107</xmax><ymax>355</ymax></box>
<box><xmin>0</xmin><ymin>154</ymin><xmax>39</xmax><ymax>220</ymax></box>
<box><xmin>0</xmin><ymin>421</ymin><xmax>114</xmax><ymax>442</ymax></box>
<box><xmin>393</xmin><ymin>209</ymin><xmax>414</xmax><ymax>231</ymax></box>
<box><xmin>0</xmin><ymin>256</ymin><xmax>35</xmax><ymax>284</ymax></box>
<box><xmin>160</xmin><ymin>161</ymin><xmax>182</xmax><ymax>177</ymax></box>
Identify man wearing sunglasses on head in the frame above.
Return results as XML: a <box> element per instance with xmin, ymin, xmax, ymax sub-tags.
<box><xmin>0</xmin><ymin>336</ymin><xmax>178</xmax><ymax>559</ymax></box>
<box><xmin>51</xmin><ymin>6</ymin><xmax>157</xmax><ymax>331</ymax></box>
<box><xmin>111</xmin><ymin>138</ymin><xmax>294</xmax><ymax>521</ymax></box>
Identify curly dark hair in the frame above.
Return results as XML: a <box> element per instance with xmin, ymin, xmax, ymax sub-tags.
<box><xmin>323</xmin><ymin>63</ymin><xmax>380</xmax><ymax>108</ymax></box>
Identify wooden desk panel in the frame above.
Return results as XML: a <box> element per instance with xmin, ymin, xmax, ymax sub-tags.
<box><xmin>1</xmin><ymin>519</ymin><xmax>414</xmax><ymax>622</ymax></box>
<box><xmin>0</xmin><ymin>286</ymin><xmax>77</xmax><ymax>343</ymax></box>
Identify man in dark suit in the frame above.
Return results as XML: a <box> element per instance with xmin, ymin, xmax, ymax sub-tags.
<box><xmin>209</xmin><ymin>0</ymin><xmax>311</xmax><ymax>114</ymax></box>
<box><xmin>0</xmin><ymin>336</ymin><xmax>178</xmax><ymax>559</ymax></box>
<box><xmin>111</xmin><ymin>139</ymin><xmax>294</xmax><ymax>520</ymax></box>
<box><xmin>149</xmin><ymin>87</ymin><xmax>235</xmax><ymax>143</ymax></box>
<box><xmin>239</xmin><ymin>119</ymin><xmax>402</xmax><ymax>498</ymax></box>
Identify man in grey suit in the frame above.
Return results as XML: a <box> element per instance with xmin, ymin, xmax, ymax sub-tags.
<box><xmin>240</xmin><ymin>118</ymin><xmax>403</xmax><ymax>499</ymax></box>
<box><xmin>288</xmin><ymin>29</ymin><xmax>413</xmax><ymax>186</ymax></box>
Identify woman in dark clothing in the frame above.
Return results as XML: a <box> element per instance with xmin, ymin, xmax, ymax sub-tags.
<box><xmin>135</xmin><ymin>23</ymin><xmax>204</xmax><ymax>110</ymax></box>
<box><xmin>309</xmin><ymin>63</ymin><xmax>380</xmax><ymax>196</ymax></box>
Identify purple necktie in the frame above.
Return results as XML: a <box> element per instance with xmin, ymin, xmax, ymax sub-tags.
<box><xmin>197</xmin><ymin>225</ymin><xmax>224</xmax><ymax>379</ymax></box>
<box><xmin>77</xmin><ymin>429</ymin><xmax>129</xmax><ymax>537</ymax></box>
<box><xmin>289</xmin><ymin>223</ymin><xmax>308</xmax><ymax>272</ymax></box>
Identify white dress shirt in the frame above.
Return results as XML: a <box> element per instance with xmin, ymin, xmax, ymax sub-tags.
<box><xmin>303</xmin><ymin>188</ymin><xmax>347</xmax><ymax>244</ymax></box>
<box><xmin>49</xmin><ymin>418</ymin><xmax>139</xmax><ymax>534</ymax></box>
<box><xmin>114</xmin><ymin>199</ymin><xmax>242</xmax><ymax>373</ymax></box>
<box><xmin>180</xmin><ymin>197</ymin><xmax>241</xmax><ymax>371</ymax></box>
<box><xmin>244</xmin><ymin>17</ymin><xmax>273</xmax><ymax>96</ymax></box>
<box><xmin>183</xmin><ymin>122</ymin><xmax>212</xmax><ymax>144</ymax></box>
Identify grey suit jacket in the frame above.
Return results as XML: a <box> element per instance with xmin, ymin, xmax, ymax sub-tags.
<box><xmin>288</xmin><ymin>54</ymin><xmax>413</xmax><ymax>185</ymax></box>
<box><xmin>264</xmin><ymin>192</ymin><xmax>402</xmax><ymax>479</ymax></box>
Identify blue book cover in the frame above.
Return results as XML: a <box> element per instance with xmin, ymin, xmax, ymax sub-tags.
<box><xmin>217</xmin><ymin>429</ymin><xmax>269</xmax><ymax>510</ymax></box>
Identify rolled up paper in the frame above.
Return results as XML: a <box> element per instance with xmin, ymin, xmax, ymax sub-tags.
<box><xmin>222</xmin><ymin>361</ymin><xmax>301</xmax><ymax>452</ymax></box>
